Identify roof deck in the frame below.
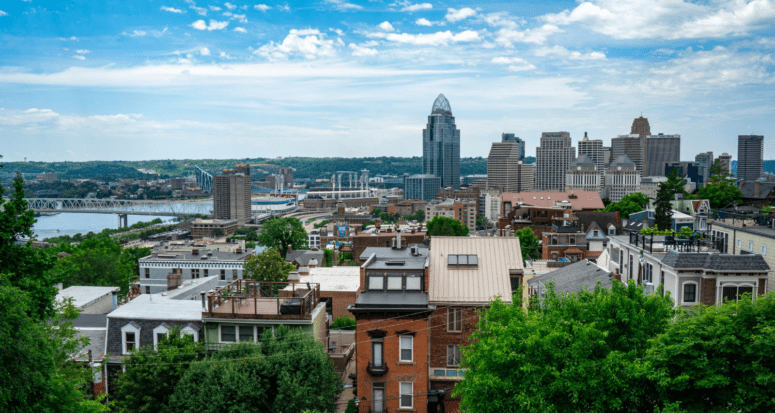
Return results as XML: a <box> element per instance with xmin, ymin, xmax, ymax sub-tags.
<box><xmin>204</xmin><ymin>279</ymin><xmax>320</xmax><ymax>320</ymax></box>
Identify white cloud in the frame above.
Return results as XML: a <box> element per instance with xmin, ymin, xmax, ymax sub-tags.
<box><xmin>72</xmin><ymin>55</ymin><xmax>86</xmax><ymax>60</ymax></box>
<box><xmin>372</xmin><ymin>30</ymin><xmax>481</xmax><ymax>46</ymax></box>
<box><xmin>402</xmin><ymin>2</ymin><xmax>432</xmax><ymax>12</ymax></box>
<box><xmin>234</xmin><ymin>27</ymin><xmax>247</xmax><ymax>33</ymax></box>
<box><xmin>491</xmin><ymin>57</ymin><xmax>537</xmax><ymax>72</ymax></box>
<box><xmin>76</xmin><ymin>49</ymin><xmax>90</xmax><ymax>54</ymax></box>
<box><xmin>324</xmin><ymin>0</ymin><xmax>363</xmax><ymax>11</ymax></box>
<box><xmin>200</xmin><ymin>47</ymin><xmax>211</xmax><ymax>56</ymax></box>
<box><xmin>161</xmin><ymin>6</ymin><xmax>185</xmax><ymax>13</ymax></box>
<box><xmin>542</xmin><ymin>0</ymin><xmax>775</xmax><ymax>40</ymax></box>
<box><xmin>378</xmin><ymin>21</ymin><xmax>395</xmax><ymax>32</ymax></box>
<box><xmin>254</xmin><ymin>4</ymin><xmax>271</xmax><ymax>11</ymax></box>
<box><xmin>0</xmin><ymin>10</ymin><xmax>7</xmax><ymax>17</ymax></box>
<box><xmin>191</xmin><ymin>19</ymin><xmax>230</xmax><ymax>30</ymax></box>
<box><xmin>445</xmin><ymin>7</ymin><xmax>476</xmax><ymax>23</ymax></box>
<box><xmin>415</xmin><ymin>18</ymin><xmax>432</xmax><ymax>26</ymax></box>
<box><xmin>256</xmin><ymin>29</ymin><xmax>338</xmax><ymax>59</ymax></box>
<box><xmin>349</xmin><ymin>43</ymin><xmax>378</xmax><ymax>56</ymax></box>
<box><xmin>224</xmin><ymin>2</ymin><xmax>237</xmax><ymax>10</ymax></box>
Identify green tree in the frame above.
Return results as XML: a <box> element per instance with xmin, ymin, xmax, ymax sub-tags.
<box><xmin>514</xmin><ymin>227</ymin><xmax>540</xmax><ymax>261</ymax></box>
<box><xmin>167</xmin><ymin>326</ymin><xmax>342</xmax><ymax>413</ymax></box>
<box><xmin>55</xmin><ymin>238</ymin><xmax>137</xmax><ymax>300</ymax></box>
<box><xmin>646</xmin><ymin>292</ymin><xmax>775</xmax><ymax>412</ymax></box>
<box><xmin>257</xmin><ymin>217</ymin><xmax>308</xmax><ymax>257</ymax></box>
<box><xmin>456</xmin><ymin>281</ymin><xmax>675</xmax><ymax>412</ymax></box>
<box><xmin>243</xmin><ymin>248</ymin><xmax>296</xmax><ymax>282</ymax></box>
<box><xmin>602</xmin><ymin>192</ymin><xmax>650</xmax><ymax>218</ymax></box>
<box><xmin>426</xmin><ymin>216</ymin><xmax>469</xmax><ymax>236</ymax></box>
<box><xmin>112</xmin><ymin>327</ymin><xmax>204</xmax><ymax>413</ymax></box>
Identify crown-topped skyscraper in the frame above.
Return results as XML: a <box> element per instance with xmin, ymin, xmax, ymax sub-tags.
<box><xmin>422</xmin><ymin>94</ymin><xmax>460</xmax><ymax>189</ymax></box>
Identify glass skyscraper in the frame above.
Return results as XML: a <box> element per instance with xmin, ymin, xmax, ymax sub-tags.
<box><xmin>423</xmin><ymin>94</ymin><xmax>460</xmax><ymax>189</ymax></box>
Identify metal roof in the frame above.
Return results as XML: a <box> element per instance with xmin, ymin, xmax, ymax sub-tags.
<box><xmin>429</xmin><ymin>237</ymin><xmax>522</xmax><ymax>304</ymax></box>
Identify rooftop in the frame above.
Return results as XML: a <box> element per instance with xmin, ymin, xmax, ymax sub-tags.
<box><xmin>429</xmin><ymin>237</ymin><xmax>523</xmax><ymax>304</ymax></box>
<box><xmin>56</xmin><ymin>286</ymin><xmax>118</xmax><ymax>310</ymax></box>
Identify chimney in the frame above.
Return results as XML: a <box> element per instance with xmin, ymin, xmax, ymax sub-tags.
<box><xmin>755</xmin><ymin>181</ymin><xmax>761</xmax><ymax>197</ymax></box>
<box><xmin>613</xmin><ymin>268</ymin><xmax>621</xmax><ymax>282</ymax></box>
<box><xmin>111</xmin><ymin>290</ymin><xmax>118</xmax><ymax>311</ymax></box>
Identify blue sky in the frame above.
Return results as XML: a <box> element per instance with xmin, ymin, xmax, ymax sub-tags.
<box><xmin>1</xmin><ymin>0</ymin><xmax>774</xmax><ymax>162</ymax></box>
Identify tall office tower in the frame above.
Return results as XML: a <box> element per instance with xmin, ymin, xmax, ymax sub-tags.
<box><xmin>213</xmin><ymin>173</ymin><xmax>252</xmax><ymax>226</ymax></box>
<box><xmin>487</xmin><ymin>136</ymin><xmax>533</xmax><ymax>192</ymax></box>
<box><xmin>717</xmin><ymin>152</ymin><xmax>733</xmax><ymax>176</ymax></box>
<box><xmin>644</xmin><ymin>134</ymin><xmax>681</xmax><ymax>177</ymax></box>
<box><xmin>578</xmin><ymin>132</ymin><xmax>605</xmax><ymax>181</ymax></box>
<box><xmin>694</xmin><ymin>151</ymin><xmax>714</xmax><ymax>185</ymax></box>
<box><xmin>235</xmin><ymin>163</ymin><xmax>251</xmax><ymax>177</ymax></box>
<box><xmin>535</xmin><ymin>132</ymin><xmax>575</xmax><ymax>191</ymax></box>
<box><xmin>604</xmin><ymin>155</ymin><xmax>641</xmax><ymax>202</ymax></box>
<box><xmin>565</xmin><ymin>154</ymin><xmax>601</xmax><ymax>194</ymax></box>
<box><xmin>738</xmin><ymin>135</ymin><xmax>764</xmax><ymax>181</ymax></box>
<box><xmin>631</xmin><ymin>115</ymin><xmax>651</xmax><ymax>137</ymax></box>
<box><xmin>423</xmin><ymin>94</ymin><xmax>460</xmax><ymax>189</ymax></box>
<box><xmin>611</xmin><ymin>135</ymin><xmax>644</xmax><ymax>174</ymax></box>
<box><xmin>501</xmin><ymin>133</ymin><xmax>525</xmax><ymax>161</ymax></box>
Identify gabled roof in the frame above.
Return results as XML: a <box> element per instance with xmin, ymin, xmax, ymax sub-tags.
<box><xmin>503</xmin><ymin>190</ymin><xmax>604</xmax><ymax>210</ymax></box>
<box><xmin>660</xmin><ymin>251</ymin><xmax>770</xmax><ymax>272</ymax></box>
<box><xmin>528</xmin><ymin>260</ymin><xmax>612</xmax><ymax>292</ymax></box>
<box><xmin>429</xmin><ymin>237</ymin><xmax>523</xmax><ymax>304</ymax></box>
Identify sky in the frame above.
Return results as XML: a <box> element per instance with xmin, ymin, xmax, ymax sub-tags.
<box><xmin>0</xmin><ymin>0</ymin><xmax>774</xmax><ymax>163</ymax></box>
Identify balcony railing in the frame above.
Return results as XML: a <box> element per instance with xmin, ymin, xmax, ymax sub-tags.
<box><xmin>366</xmin><ymin>362</ymin><xmax>389</xmax><ymax>376</ymax></box>
<box><xmin>204</xmin><ymin>279</ymin><xmax>320</xmax><ymax>320</ymax></box>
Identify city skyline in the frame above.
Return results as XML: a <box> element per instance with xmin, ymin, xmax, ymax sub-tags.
<box><xmin>1</xmin><ymin>0</ymin><xmax>774</xmax><ymax>162</ymax></box>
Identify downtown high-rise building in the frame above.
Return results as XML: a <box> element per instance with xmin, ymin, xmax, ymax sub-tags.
<box><xmin>535</xmin><ymin>132</ymin><xmax>575</xmax><ymax>191</ymax></box>
<box><xmin>487</xmin><ymin>134</ymin><xmax>533</xmax><ymax>192</ymax></box>
<box><xmin>737</xmin><ymin>135</ymin><xmax>764</xmax><ymax>181</ymax></box>
<box><xmin>213</xmin><ymin>170</ymin><xmax>252</xmax><ymax>226</ymax></box>
<box><xmin>644</xmin><ymin>134</ymin><xmax>681</xmax><ymax>177</ymax></box>
<box><xmin>422</xmin><ymin>94</ymin><xmax>460</xmax><ymax>189</ymax></box>
<box><xmin>694</xmin><ymin>151</ymin><xmax>714</xmax><ymax>185</ymax></box>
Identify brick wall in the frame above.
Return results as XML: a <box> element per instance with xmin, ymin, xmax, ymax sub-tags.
<box><xmin>700</xmin><ymin>279</ymin><xmax>715</xmax><ymax>306</ymax></box>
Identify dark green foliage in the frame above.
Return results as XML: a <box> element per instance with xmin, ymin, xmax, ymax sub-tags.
<box><xmin>257</xmin><ymin>217</ymin><xmax>308</xmax><ymax>257</ymax></box>
<box><xmin>243</xmin><ymin>248</ymin><xmax>295</xmax><ymax>282</ymax></box>
<box><xmin>514</xmin><ymin>227</ymin><xmax>540</xmax><ymax>260</ymax></box>
<box><xmin>457</xmin><ymin>281</ymin><xmax>676</xmax><ymax>412</ymax></box>
<box><xmin>602</xmin><ymin>192</ymin><xmax>650</xmax><ymax>218</ymax></box>
<box><xmin>426</xmin><ymin>216</ymin><xmax>469</xmax><ymax>236</ymax></box>
<box><xmin>166</xmin><ymin>326</ymin><xmax>342</xmax><ymax>413</ymax></box>
<box><xmin>111</xmin><ymin>327</ymin><xmax>205</xmax><ymax>413</ymax></box>
<box><xmin>331</xmin><ymin>316</ymin><xmax>356</xmax><ymax>330</ymax></box>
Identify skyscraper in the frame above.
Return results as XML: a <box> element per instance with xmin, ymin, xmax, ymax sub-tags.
<box><xmin>694</xmin><ymin>151</ymin><xmax>714</xmax><ymax>185</ymax></box>
<box><xmin>500</xmin><ymin>133</ymin><xmax>525</xmax><ymax>161</ymax></box>
<box><xmin>422</xmin><ymin>94</ymin><xmax>460</xmax><ymax>189</ymax></box>
<box><xmin>487</xmin><ymin>135</ymin><xmax>533</xmax><ymax>192</ymax></box>
<box><xmin>213</xmin><ymin>171</ymin><xmax>252</xmax><ymax>226</ymax></box>
<box><xmin>535</xmin><ymin>132</ymin><xmax>575</xmax><ymax>191</ymax></box>
<box><xmin>737</xmin><ymin>135</ymin><xmax>764</xmax><ymax>181</ymax></box>
<box><xmin>644</xmin><ymin>134</ymin><xmax>681</xmax><ymax>177</ymax></box>
<box><xmin>611</xmin><ymin>135</ymin><xmax>644</xmax><ymax>174</ymax></box>
<box><xmin>577</xmin><ymin>132</ymin><xmax>605</xmax><ymax>181</ymax></box>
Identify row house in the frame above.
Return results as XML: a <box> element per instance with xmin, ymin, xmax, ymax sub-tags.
<box><xmin>606</xmin><ymin>232</ymin><xmax>770</xmax><ymax>309</ymax></box>
<box><xmin>350</xmin><ymin>236</ymin><xmax>522</xmax><ymax>413</ymax></box>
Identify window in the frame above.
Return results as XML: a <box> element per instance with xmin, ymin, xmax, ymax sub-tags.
<box><xmin>399</xmin><ymin>336</ymin><xmax>413</xmax><ymax>362</ymax></box>
<box><xmin>144</xmin><ymin>268</ymin><xmax>150</xmax><ymax>278</ymax></box>
<box><xmin>722</xmin><ymin>284</ymin><xmax>755</xmax><ymax>303</ymax></box>
<box><xmin>447</xmin><ymin>345</ymin><xmax>461</xmax><ymax>366</ymax></box>
<box><xmin>232</xmin><ymin>269</ymin><xmax>238</xmax><ymax>280</ymax></box>
<box><xmin>406</xmin><ymin>274</ymin><xmax>422</xmax><ymax>291</ymax></box>
<box><xmin>372</xmin><ymin>382</ymin><xmax>385</xmax><ymax>413</ymax></box>
<box><xmin>220</xmin><ymin>325</ymin><xmax>236</xmax><ymax>342</ymax></box>
<box><xmin>239</xmin><ymin>326</ymin><xmax>254</xmax><ymax>342</ymax></box>
<box><xmin>220</xmin><ymin>270</ymin><xmax>226</xmax><ymax>281</ymax></box>
<box><xmin>763</xmin><ymin>245</ymin><xmax>767</xmax><ymax>255</ymax></box>
<box><xmin>368</xmin><ymin>275</ymin><xmax>384</xmax><ymax>291</ymax></box>
<box><xmin>749</xmin><ymin>241</ymin><xmax>754</xmax><ymax>252</ymax></box>
<box><xmin>372</xmin><ymin>341</ymin><xmax>384</xmax><ymax>367</ymax></box>
<box><xmin>683</xmin><ymin>283</ymin><xmax>697</xmax><ymax>303</ymax></box>
<box><xmin>387</xmin><ymin>276</ymin><xmax>402</xmax><ymax>290</ymax></box>
<box><xmin>400</xmin><ymin>382</ymin><xmax>413</xmax><ymax>409</ymax></box>
<box><xmin>447</xmin><ymin>308</ymin><xmax>463</xmax><ymax>332</ymax></box>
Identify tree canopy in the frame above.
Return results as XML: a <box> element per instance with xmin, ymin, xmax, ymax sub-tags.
<box><xmin>426</xmin><ymin>216</ymin><xmax>469</xmax><ymax>237</ymax></box>
<box><xmin>243</xmin><ymin>247</ymin><xmax>296</xmax><ymax>282</ymax></box>
<box><xmin>257</xmin><ymin>217</ymin><xmax>308</xmax><ymax>257</ymax></box>
<box><xmin>514</xmin><ymin>227</ymin><xmax>539</xmax><ymax>261</ymax></box>
<box><xmin>601</xmin><ymin>192</ymin><xmax>650</xmax><ymax>218</ymax></box>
